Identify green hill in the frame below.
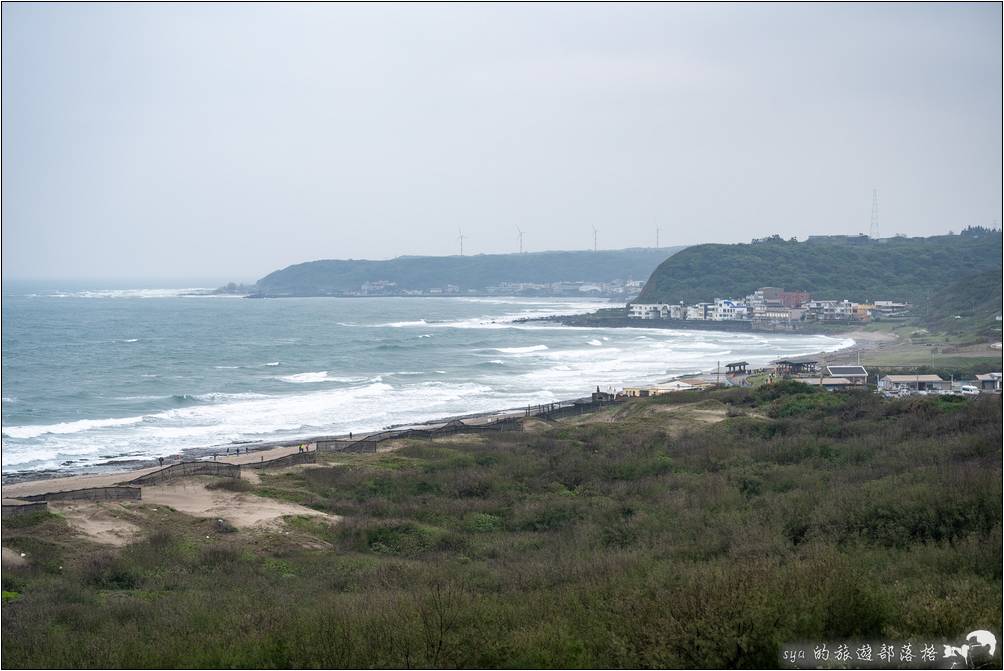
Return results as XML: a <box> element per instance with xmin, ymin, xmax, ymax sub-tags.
<box><xmin>915</xmin><ymin>269</ymin><xmax>1003</xmax><ymax>338</ymax></box>
<box><xmin>636</xmin><ymin>233</ymin><xmax>1002</xmax><ymax>305</ymax></box>
<box><xmin>256</xmin><ymin>247</ymin><xmax>684</xmax><ymax>296</ymax></box>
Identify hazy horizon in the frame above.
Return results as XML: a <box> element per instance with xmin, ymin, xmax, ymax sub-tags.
<box><xmin>3</xmin><ymin>3</ymin><xmax>1001</xmax><ymax>281</ymax></box>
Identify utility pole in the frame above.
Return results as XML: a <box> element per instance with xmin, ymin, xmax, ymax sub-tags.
<box><xmin>457</xmin><ymin>229</ymin><xmax>466</xmax><ymax>256</ymax></box>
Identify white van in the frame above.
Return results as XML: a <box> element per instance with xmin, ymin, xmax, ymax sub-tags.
<box><xmin>960</xmin><ymin>385</ymin><xmax>980</xmax><ymax>396</ymax></box>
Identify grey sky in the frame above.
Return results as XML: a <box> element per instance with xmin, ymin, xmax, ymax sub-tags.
<box><xmin>2</xmin><ymin>3</ymin><xmax>1001</xmax><ymax>282</ymax></box>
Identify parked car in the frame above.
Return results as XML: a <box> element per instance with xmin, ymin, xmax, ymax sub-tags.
<box><xmin>960</xmin><ymin>385</ymin><xmax>980</xmax><ymax>396</ymax></box>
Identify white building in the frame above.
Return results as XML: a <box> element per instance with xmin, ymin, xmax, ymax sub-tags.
<box><xmin>753</xmin><ymin>306</ymin><xmax>794</xmax><ymax>322</ymax></box>
<box><xmin>713</xmin><ymin>299</ymin><xmax>750</xmax><ymax>321</ymax></box>
<box><xmin>686</xmin><ymin>303</ymin><xmax>712</xmax><ymax>320</ymax></box>
<box><xmin>629</xmin><ymin>304</ymin><xmax>659</xmax><ymax>319</ymax></box>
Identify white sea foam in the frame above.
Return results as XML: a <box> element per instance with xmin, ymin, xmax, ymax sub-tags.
<box><xmin>494</xmin><ymin>345</ymin><xmax>549</xmax><ymax>354</ymax></box>
<box><xmin>44</xmin><ymin>288</ymin><xmax>213</xmax><ymax>299</ymax></box>
<box><xmin>263</xmin><ymin>361</ymin><xmax>280</xmax><ymax>367</ymax></box>
<box><xmin>587</xmin><ymin>339</ymin><xmax>603</xmax><ymax>346</ymax></box>
<box><xmin>279</xmin><ymin>371</ymin><xmax>333</xmax><ymax>384</ymax></box>
<box><xmin>383</xmin><ymin>319</ymin><xmax>429</xmax><ymax>327</ymax></box>
<box><xmin>3</xmin><ymin>416</ymin><xmax>145</xmax><ymax>440</ymax></box>
<box><xmin>193</xmin><ymin>392</ymin><xmax>272</xmax><ymax>402</ymax></box>
<box><xmin>277</xmin><ymin>372</ymin><xmax>370</xmax><ymax>384</ymax></box>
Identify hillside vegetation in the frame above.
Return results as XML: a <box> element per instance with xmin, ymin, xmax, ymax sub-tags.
<box><xmin>636</xmin><ymin>233</ymin><xmax>1002</xmax><ymax>305</ymax></box>
<box><xmin>256</xmin><ymin>247</ymin><xmax>684</xmax><ymax>296</ymax></box>
<box><xmin>3</xmin><ymin>385</ymin><xmax>1000</xmax><ymax>668</ymax></box>
<box><xmin>915</xmin><ymin>270</ymin><xmax>1003</xmax><ymax>339</ymax></box>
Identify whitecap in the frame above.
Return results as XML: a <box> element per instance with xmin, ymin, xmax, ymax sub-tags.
<box><xmin>3</xmin><ymin>415</ymin><xmax>145</xmax><ymax>440</ymax></box>
<box><xmin>494</xmin><ymin>345</ymin><xmax>549</xmax><ymax>354</ymax></box>
<box><xmin>279</xmin><ymin>371</ymin><xmax>332</xmax><ymax>384</ymax></box>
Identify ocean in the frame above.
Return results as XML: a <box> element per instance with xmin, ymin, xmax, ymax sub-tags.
<box><xmin>1</xmin><ymin>289</ymin><xmax>852</xmax><ymax>474</ymax></box>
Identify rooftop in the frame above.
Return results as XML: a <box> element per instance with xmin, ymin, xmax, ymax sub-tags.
<box><xmin>802</xmin><ymin>378</ymin><xmax>852</xmax><ymax>385</ymax></box>
<box><xmin>880</xmin><ymin>374</ymin><xmax>945</xmax><ymax>383</ymax></box>
<box><xmin>827</xmin><ymin>365</ymin><xmax>868</xmax><ymax>376</ymax></box>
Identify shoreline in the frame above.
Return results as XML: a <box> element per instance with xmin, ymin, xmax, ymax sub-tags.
<box><xmin>0</xmin><ymin>399</ymin><xmax>548</xmax><ymax>491</ymax></box>
<box><xmin>1</xmin><ymin>323</ymin><xmax>870</xmax><ymax>495</ymax></box>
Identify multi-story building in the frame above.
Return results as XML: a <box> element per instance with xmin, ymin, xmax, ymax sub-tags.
<box><xmin>746</xmin><ymin>287</ymin><xmax>809</xmax><ymax>310</ymax></box>
<box><xmin>753</xmin><ymin>306</ymin><xmax>794</xmax><ymax>322</ymax></box>
<box><xmin>805</xmin><ymin>300</ymin><xmax>856</xmax><ymax>321</ymax></box>
<box><xmin>686</xmin><ymin>303</ymin><xmax>712</xmax><ymax>320</ymax></box>
<box><xmin>778</xmin><ymin>290</ymin><xmax>810</xmax><ymax>308</ymax></box>
<box><xmin>713</xmin><ymin>299</ymin><xmax>749</xmax><ymax>321</ymax></box>
<box><xmin>628</xmin><ymin>304</ymin><xmax>664</xmax><ymax>319</ymax></box>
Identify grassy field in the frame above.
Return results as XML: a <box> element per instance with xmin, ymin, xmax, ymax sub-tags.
<box><xmin>2</xmin><ymin>384</ymin><xmax>1001</xmax><ymax>668</ymax></box>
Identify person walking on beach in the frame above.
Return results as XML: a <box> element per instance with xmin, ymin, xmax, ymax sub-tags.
<box><xmin>158</xmin><ymin>457</ymin><xmax>164</xmax><ymax>467</ymax></box>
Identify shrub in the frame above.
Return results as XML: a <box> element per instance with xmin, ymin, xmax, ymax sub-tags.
<box><xmin>206</xmin><ymin>478</ymin><xmax>254</xmax><ymax>492</ymax></box>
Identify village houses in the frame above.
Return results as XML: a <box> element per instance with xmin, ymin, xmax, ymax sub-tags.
<box><xmin>628</xmin><ymin>286</ymin><xmax>909</xmax><ymax>328</ymax></box>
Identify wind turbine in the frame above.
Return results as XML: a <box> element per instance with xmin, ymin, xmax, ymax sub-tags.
<box><xmin>592</xmin><ymin>226</ymin><xmax>598</xmax><ymax>253</ymax></box>
<box><xmin>516</xmin><ymin>226</ymin><xmax>525</xmax><ymax>254</ymax></box>
<box><xmin>656</xmin><ymin>225</ymin><xmax>660</xmax><ymax>248</ymax></box>
<box><xmin>457</xmin><ymin>228</ymin><xmax>467</xmax><ymax>256</ymax></box>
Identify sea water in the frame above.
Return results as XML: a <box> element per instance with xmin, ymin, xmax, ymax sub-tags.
<box><xmin>1</xmin><ymin>289</ymin><xmax>852</xmax><ymax>474</ymax></box>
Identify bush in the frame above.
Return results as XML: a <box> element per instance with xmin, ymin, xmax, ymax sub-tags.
<box><xmin>206</xmin><ymin>478</ymin><xmax>254</xmax><ymax>492</ymax></box>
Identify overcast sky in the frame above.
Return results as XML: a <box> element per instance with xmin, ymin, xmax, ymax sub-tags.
<box><xmin>2</xmin><ymin>3</ymin><xmax>1001</xmax><ymax>283</ymax></box>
